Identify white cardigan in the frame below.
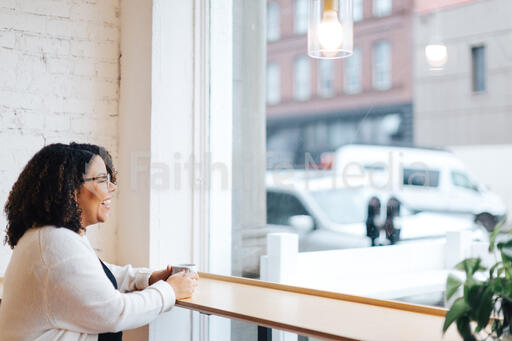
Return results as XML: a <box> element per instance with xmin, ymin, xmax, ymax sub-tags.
<box><xmin>0</xmin><ymin>226</ymin><xmax>176</xmax><ymax>341</ymax></box>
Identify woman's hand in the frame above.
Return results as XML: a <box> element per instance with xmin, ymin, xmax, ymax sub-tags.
<box><xmin>149</xmin><ymin>265</ymin><xmax>172</xmax><ymax>286</ymax></box>
<box><xmin>166</xmin><ymin>271</ymin><xmax>199</xmax><ymax>299</ymax></box>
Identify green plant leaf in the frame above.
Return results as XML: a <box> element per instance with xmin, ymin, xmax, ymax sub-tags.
<box><xmin>498</xmin><ymin>267</ymin><xmax>505</xmax><ymax>277</ymax></box>
<box><xmin>455</xmin><ymin>258</ymin><xmax>486</xmax><ymax>277</ymax></box>
<box><xmin>489</xmin><ymin>217</ymin><xmax>507</xmax><ymax>252</ymax></box>
<box><xmin>446</xmin><ymin>274</ymin><xmax>463</xmax><ymax>301</ymax></box>
<box><xmin>467</xmin><ymin>283</ymin><xmax>484</xmax><ymax>310</ymax></box>
<box><xmin>492</xmin><ymin>319</ymin><xmax>504</xmax><ymax>338</ymax></box>
<box><xmin>456</xmin><ymin>316</ymin><xmax>477</xmax><ymax>341</ymax></box>
<box><xmin>489</xmin><ymin>261</ymin><xmax>502</xmax><ymax>278</ymax></box>
<box><xmin>500</xmin><ymin>246</ymin><xmax>512</xmax><ymax>261</ymax></box>
<box><xmin>476</xmin><ymin>284</ymin><xmax>494</xmax><ymax>331</ymax></box>
<box><xmin>444</xmin><ymin>297</ymin><xmax>471</xmax><ymax>333</ymax></box>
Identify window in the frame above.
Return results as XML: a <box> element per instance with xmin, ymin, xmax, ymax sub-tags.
<box><xmin>403</xmin><ymin>168</ymin><xmax>441</xmax><ymax>188</ymax></box>
<box><xmin>472</xmin><ymin>45</ymin><xmax>486</xmax><ymax>92</ymax></box>
<box><xmin>267</xmin><ymin>62</ymin><xmax>281</xmax><ymax>105</ymax></box>
<box><xmin>344</xmin><ymin>46</ymin><xmax>362</xmax><ymax>94</ymax></box>
<box><xmin>267</xmin><ymin>191</ymin><xmax>309</xmax><ymax>226</ymax></box>
<box><xmin>372</xmin><ymin>40</ymin><xmax>392</xmax><ymax>90</ymax></box>
<box><xmin>294</xmin><ymin>0</ymin><xmax>308</xmax><ymax>34</ymax></box>
<box><xmin>318</xmin><ymin>59</ymin><xmax>335</xmax><ymax>98</ymax></box>
<box><xmin>294</xmin><ymin>55</ymin><xmax>311</xmax><ymax>100</ymax></box>
<box><xmin>353</xmin><ymin>0</ymin><xmax>364</xmax><ymax>22</ymax></box>
<box><xmin>373</xmin><ymin>0</ymin><xmax>392</xmax><ymax>17</ymax></box>
<box><xmin>305</xmin><ymin>121</ymin><xmax>328</xmax><ymax>151</ymax></box>
<box><xmin>231</xmin><ymin>0</ymin><xmax>512</xmax><ymax>328</ymax></box>
<box><xmin>451</xmin><ymin>171</ymin><xmax>480</xmax><ymax>192</ymax></box>
<box><xmin>267</xmin><ymin>2</ymin><xmax>280</xmax><ymax>42</ymax></box>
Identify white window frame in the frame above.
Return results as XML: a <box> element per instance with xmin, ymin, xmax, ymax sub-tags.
<box><xmin>267</xmin><ymin>1</ymin><xmax>280</xmax><ymax>42</ymax></box>
<box><xmin>372</xmin><ymin>40</ymin><xmax>392</xmax><ymax>90</ymax></box>
<box><xmin>294</xmin><ymin>0</ymin><xmax>308</xmax><ymax>34</ymax></box>
<box><xmin>344</xmin><ymin>46</ymin><xmax>362</xmax><ymax>94</ymax></box>
<box><xmin>294</xmin><ymin>55</ymin><xmax>311</xmax><ymax>100</ymax></box>
<box><xmin>373</xmin><ymin>0</ymin><xmax>392</xmax><ymax>17</ymax></box>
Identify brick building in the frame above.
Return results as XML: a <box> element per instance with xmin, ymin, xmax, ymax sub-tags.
<box><xmin>266</xmin><ymin>0</ymin><xmax>415</xmax><ymax>167</ymax></box>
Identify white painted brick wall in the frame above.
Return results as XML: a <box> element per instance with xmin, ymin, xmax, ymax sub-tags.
<box><xmin>0</xmin><ymin>0</ymin><xmax>121</xmax><ymax>275</ymax></box>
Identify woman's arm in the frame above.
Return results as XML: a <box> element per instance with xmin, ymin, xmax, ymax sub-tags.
<box><xmin>103</xmin><ymin>262</ymin><xmax>173</xmax><ymax>292</ymax></box>
<box><xmin>45</xmin><ymin>253</ymin><xmax>176</xmax><ymax>334</ymax></box>
<box><xmin>102</xmin><ymin>261</ymin><xmax>152</xmax><ymax>292</ymax></box>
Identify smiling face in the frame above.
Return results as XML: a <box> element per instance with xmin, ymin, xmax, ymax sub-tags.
<box><xmin>77</xmin><ymin>155</ymin><xmax>116</xmax><ymax>229</ymax></box>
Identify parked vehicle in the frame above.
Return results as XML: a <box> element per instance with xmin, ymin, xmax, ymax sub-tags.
<box><xmin>333</xmin><ymin>144</ymin><xmax>507</xmax><ymax>231</ymax></box>
<box><xmin>266</xmin><ymin>172</ymin><xmax>487</xmax><ymax>252</ymax></box>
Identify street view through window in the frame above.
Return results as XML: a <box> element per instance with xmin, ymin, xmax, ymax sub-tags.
<box><xmin>235</xmin><ymin>0</ymin><xmax>512</xmax><ymax>310</ymax></box>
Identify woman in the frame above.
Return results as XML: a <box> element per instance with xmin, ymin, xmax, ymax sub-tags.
<box><xmin>0</xmin><ymin>143</ymin><xmax>198</xmax><ymax>340</ymax></box>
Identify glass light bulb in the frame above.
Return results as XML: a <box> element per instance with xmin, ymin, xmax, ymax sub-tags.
<box><xmin>425</xmin><ymin>44</ymin><xmax>448</xmax><ymax>69</ymax></box>
<box><xmin>317</xmin><ymin>10</ymin><xmax>343</xmax><ymax>51</ymax></box>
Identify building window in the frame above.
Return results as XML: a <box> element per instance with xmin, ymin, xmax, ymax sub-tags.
<box><xmin>294</xmin><ymin>0</ymin><xmax>308</xmax><ymax>34</ymax></box>
<box><xmin>318</xmin><ymin>59</ymin><xmax>335</xmax><ymax>98</ymax></box>
<box><xmin>472</xmin><ymin>45</ymin><xmax>486</xmax><ymax>92</ymax></box>
<box><xmin>267</xmin><ymin>2</ymin><xmax>280</xmax><ymax>42</ymax></box>
<box><xmin>267</xmin><ymin>62</ymin><xmax>281</xmax><ymax>105</ymax></box>
<box><xmin>373</xmin><ymin>0</ymin><xmax>392</xmax><ymax>17</ymax></box>
<box><xmin>294</xmin><ymin>55</ymin><xmax>311</xmax><ymax>100</ymax></box>
<box><xmin>344</xmin><ymin>46</ymin><xmax>362</xmax><ymax>94</ymax></box>
<box><xmin>353</xmin><ymin>0</ymin><xmax>363</xmax><ymax>22</ymax></box>
<box><xmin>372</xmin><ymin>40</ymin><xmax>391</xmax><ymax>90</ymax></box>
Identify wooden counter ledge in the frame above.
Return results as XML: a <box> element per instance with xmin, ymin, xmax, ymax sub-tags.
<box><xmin>176</xmin><ymin>272</ymin><xmax>461</xmax><ymax>341</ymax></box>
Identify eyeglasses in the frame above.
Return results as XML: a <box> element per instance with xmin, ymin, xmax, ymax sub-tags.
<box><xmin>83</xmin><ymin>173</ymin><xmax>113</xmax><ymax>189</ymax></box>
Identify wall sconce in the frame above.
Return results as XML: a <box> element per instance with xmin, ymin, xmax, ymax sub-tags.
<box><xmin>308</xmin><ymin>0</ymin><xmax>353</xmax><ymax>59</ymax></box>
<box><xmin>425</xmin><ymin>43</ymin><xmax>448</xmax><ymax>70</ymax></box>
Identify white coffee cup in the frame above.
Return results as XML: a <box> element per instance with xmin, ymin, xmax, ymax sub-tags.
<box><xmin>170</xmin><ymin>264</ymin><xmax>197</xmax><ymax>276</ymax></box>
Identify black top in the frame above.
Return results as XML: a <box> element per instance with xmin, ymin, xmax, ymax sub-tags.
<box><xmin>98</xmin><ymin>259</ymin><xmax>123</xmax><ymax>341</ymax></box>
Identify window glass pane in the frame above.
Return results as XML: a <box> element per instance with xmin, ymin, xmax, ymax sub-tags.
<box><xmin>472</xmin><ymin>45</ymin><xmax>486</xmax><ymax>92</ymax></box>
<box><xmin>267</xmin><ymin>2</ymin><xmax>280</xmax><ymax>42</ymax></box>
<box><xmin>451</xmin><ymin>171</ymin><xmax>479</xmax><ymax>192</ymax></box>
<box><xmin>353</xmin><ymin>0</ymin><xmax>364</xmax><ymax>22</ymax></box>
<box><xmin>267</xmin><ymin>191</ymin><xmax>309</xmax><ymax>225</ymax></box>
<box><xmin>267</xmin><ymin>62</ymin><xmax>280</xmax><ymax>105</ymax></box>
<box><xmin>328</xmin><ymin>120</ymin><xmax>357</xmax><ymax>148</ymax></box>
<box><xmin>294</xmin><ymin>0</ymin><xmax>308</xmax><ymax>34</ymax></box>
<box><xmin>318</xmin><ymin>59</ymin><xmax>335</xmax><ymax>98</ymax></box>
<box><xmin>309</xmin><ymin>189</ymin><xmax>367</xmax><ymax>224</ymax></box>
<box><xmin>373</xmin><ymin>0</ymin><xmax>392</xmax><ymax>17</ymax></box>
<box><xmin>372</xmin><ymin>40</ymin><xmax>391</xmax><ymax>90</ymax></box>
<box><xmin>403</xmin><ymin>168</ymin><xmax>440</xmax><ymax>187</ymax></box>
<box><xmin>344</xmin><ymin>46</ymin><xmax>362</xmax><ymax>94</ymax></box>
<box><xmin>294</xmin><ymin>55</ymin><xmax>311</xmax><ymax>100</ymax></box>
<box><xmin>229</xmin><ymin>0</ymin><xmax>512</xmax><ymax>326</ymax></box>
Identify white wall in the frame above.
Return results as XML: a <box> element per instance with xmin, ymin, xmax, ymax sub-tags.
<box><xmin>0</xmin><ymin>0</ymin><xmax>121</xmax><ymax>274</ymax></box>
<box><xmin>413</xmin><ymin>0</ymin><xmax>512</xmax><ymax>146</ymax></box>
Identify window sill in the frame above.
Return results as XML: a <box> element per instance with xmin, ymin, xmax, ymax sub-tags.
<box><xmin>177</xmin><ymin>272</ymin><xmax>462</xmax><ymax>340</ymax></box>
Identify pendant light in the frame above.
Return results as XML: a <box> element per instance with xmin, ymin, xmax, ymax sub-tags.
<box><xmin>425</xmin><ymin>12</ymin><xmax>447</xmax><ymax>70</ymax></box>
<box><xmin>308</xmin><ymin>0</ymin><xmax>354</xmax><ymax>59</ymax></box>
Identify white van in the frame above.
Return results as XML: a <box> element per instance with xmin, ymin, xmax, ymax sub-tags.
<box><xmin>333</xmin><ymin>144</ymin><xmax>506</xmax><ymax>231</ymax></box>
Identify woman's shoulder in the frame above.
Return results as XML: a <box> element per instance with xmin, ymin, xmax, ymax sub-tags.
<box><xmin>37</xmin><ymin>226</ymin><xmax>95</xmax><ymax>265</ymax></box>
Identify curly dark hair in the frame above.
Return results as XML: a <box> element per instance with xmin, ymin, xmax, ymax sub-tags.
<box><xmin>4</xmin><ymin>142</ymin><xmax>117</xmax><ymax>248</ymax></box>
<box><xmin>68</xmin><ymin>142</ymin><xmax>117</xmax><ymax>184</ymax></box>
